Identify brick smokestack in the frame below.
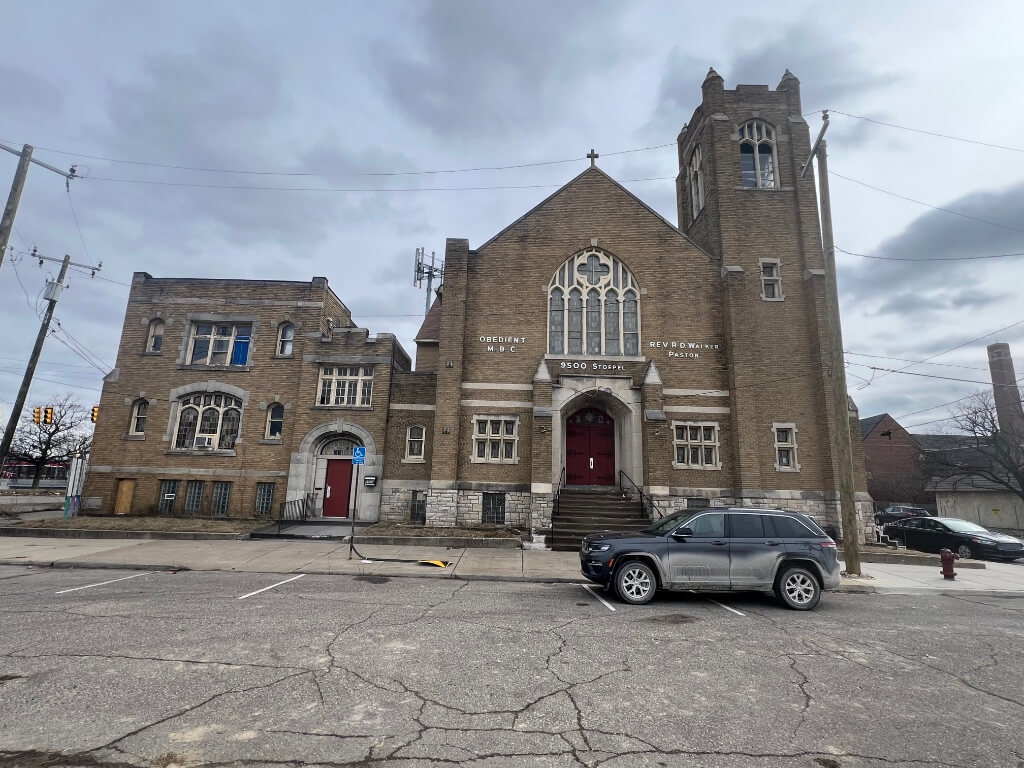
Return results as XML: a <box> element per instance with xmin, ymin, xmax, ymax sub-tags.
<box><xmin>987</xmin><ymin>343</ymin><xmax>1024</xmax><ymax>435</ymax></box>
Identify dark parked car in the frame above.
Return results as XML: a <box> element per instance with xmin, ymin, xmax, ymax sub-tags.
<box><xmin>875</xmin><ymin>505</ymin><xmax>930</xmax><ymax>525</ymax></box>
<box><xmin>579</xmin><ymin>508</ymin><xmax>840</xmax><ymax>610</ymax></box>
<box><xmin>882</xmin><ymin>517</ymin><xmax>1024</xmax><ymax>560</ymax></box>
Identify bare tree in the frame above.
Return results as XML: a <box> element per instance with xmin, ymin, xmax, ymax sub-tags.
<box><xmin>7</xmin><ymin>394</ymin><xmax>93</xmax><ymax>489</ymax></box>
<box><xmin>926</xmin><ymin>393</ymin><xmax>1024</xmax><ymax>503</ymax></box>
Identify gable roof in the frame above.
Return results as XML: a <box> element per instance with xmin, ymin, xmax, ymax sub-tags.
<box><xmin>475</xmin><ymin>166</ymin><xmax>716</xmax><ymax>261</ymax></box>
<box><xmin>415</xmin><ymin>296</ymin><xmax>442</xmax><ymax>342</ymax></box>
<box><xmin>859</xmin><ymin>413</ymin><xmax>886</xmax><ymax>440</ymax></box>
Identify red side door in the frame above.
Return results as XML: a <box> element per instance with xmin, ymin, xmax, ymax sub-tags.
<box><xmin>323</xmin><ymin>460</ymin><xmax>352</xmax><ymax>517</ymax></box>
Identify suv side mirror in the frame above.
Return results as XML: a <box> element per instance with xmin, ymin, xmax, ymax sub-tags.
<box><xmin>671</xmin><ymin>527</ymin><xmax>694</xmax><ymax>538</ymax></box>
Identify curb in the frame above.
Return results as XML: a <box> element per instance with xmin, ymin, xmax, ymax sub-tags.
<box><xmin>8</xmin><ymin>559</ymin><xmax>1024</xmax><ymax>596</ymax></box>
<box><xmin>0</xmin><ymin>527</ymin><xmax>249</xmax><ymax>541</ymax></box>
<box><xmin>352</xmin><ymin>535</ymin><xmax>521</xmax><ymax>549</ymax></box>
<box><xmin>860</xmin><ymin>551</ymin><xmax>986</xmax><ymax>569</ymax></box>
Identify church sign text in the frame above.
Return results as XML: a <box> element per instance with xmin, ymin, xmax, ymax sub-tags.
<box><xmin>481</xmin><ymin>336</ymin><xmax>526</xmax><ymax>353</ymax></box>
<box><xmin>649</xmin><ymin>341</ymin><xmax>721</xmax><ymax>359</ymax></box>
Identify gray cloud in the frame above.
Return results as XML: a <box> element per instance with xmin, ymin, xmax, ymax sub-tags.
<box><xmin>0</xmin><ymin>63</ymin><xmax>64</xmax><ymax>120</ymax></box>
<box><xmin>839</xmin><ymin>180</ymin><xmax>1024</xmax><ymax>310</ymax></box>
<box><xmin>644</xmin><ymin>20</ymin><xmax>897</xmax><ymax>145</ymax></box>
<box><xmin>370</xmin><ymin>0</ymin><xmax>633</xmax><ymax>139</ymax></box>
<box><xmin>729</xmin><ymin>20</ymin><xmax>898</xmax><ymax>114</ymax></box>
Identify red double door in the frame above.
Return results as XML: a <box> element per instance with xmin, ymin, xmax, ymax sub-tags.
<box><xmin>565</xmin><ymin>407</ymin><xmax>616</xmax><ymax>486</ymax></box>
<box><xmin>323</xmin><ymin>460</ymin><xmax>353</xmax><ymax>518</ymax></box>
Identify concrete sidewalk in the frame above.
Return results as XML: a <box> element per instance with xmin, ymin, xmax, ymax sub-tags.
<box><xmin>1</xmin><ymin>535</ymin><xmax>1023</xmax><ymax>593</ymax></box>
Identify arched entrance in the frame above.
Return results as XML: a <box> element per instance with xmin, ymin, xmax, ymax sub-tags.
<box><xmin>318</xmin><ymin>437</ymin><xmax>361</xmax><ymax>518</ymax></box>
<box><xmin>565</xmin><ymin>407</ymin><xmax>615</xmax><ymax>486</ymax></box>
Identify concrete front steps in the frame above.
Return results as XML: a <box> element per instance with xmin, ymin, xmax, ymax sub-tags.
<box><xmin>550</xmin><ymin>488</ymin><xmax>651</xmax><ymax>551</ymax></box>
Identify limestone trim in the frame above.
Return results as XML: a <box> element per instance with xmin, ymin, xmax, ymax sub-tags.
<box><xmin>460</xmin><ymin>399</ymin><xmax>533</xmax><ymax>408</ymax></box>
<box><xmin>663</xmin><ymin>389</ymin><xmax>730</xmax><ymax>397</ymax></box>
<box><xmin>664</xmin><ymin>406</ymin><xmax>731</xmax><ymax>414</ymax></box>
<box><xmin>461</xmin><ymin>383</ymin><xmax>534</xmax><ymax>391</ymax></box>
<box><xmin>88</xmin><ymin>465</ymin><xmax>286</xmax><ymax>478</ymax></box>
<box><xmin>389</xmin><ymin>404</ymin><xmax>437</xmax><ymax>411</ymax></box>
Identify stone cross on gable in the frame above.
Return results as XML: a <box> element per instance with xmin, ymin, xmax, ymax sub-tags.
<box><xmin>587</xmin><ymin>148</ymin><xmax>599</xmax><ymax>167</ymax></box>
<box><xmin>578</xmin><ymin>253</ymin><xmax>610</xmax><ymax>285</ymax></box>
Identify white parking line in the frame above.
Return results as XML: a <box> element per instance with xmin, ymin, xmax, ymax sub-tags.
<box><xmin>238</xmin><ymin>573</ymin><xmax>305</xmax><ymax>600</ymax></box>
<box><xmin>707</xmin><ymin>598</ymin><xmax>745</xmax><ymax>616</ymax></box>
<box><xmin>580</xmin><ymin>584</ymin><xmax>617</xmax><ymax>612</ymax></box>
<box><xmin>55</xmin><ymin>572</ymin><xmax>154</xmax><ymax>594</ymax></box>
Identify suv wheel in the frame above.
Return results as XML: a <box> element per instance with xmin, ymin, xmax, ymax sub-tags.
<box><xmin>775</xmin><ymin>565</ymin><xmax>820</xmax><ymax>611</ymax></box>
<box><xmin>614</xmin><ymin>561</ymin><xmax>656</xmax><ymax>605</ymax></box>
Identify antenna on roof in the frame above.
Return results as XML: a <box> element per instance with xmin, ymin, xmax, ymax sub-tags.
<box><xmin>413</xmin><ymin>246</ymin><xmax>444</xmax><ymax>316</ymax></box>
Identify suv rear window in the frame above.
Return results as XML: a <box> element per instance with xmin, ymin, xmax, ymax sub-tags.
<box><xmin>728</xmin><ymin>514</ymin><xmax>765</xmax><ymax>538</ymax></box>
<box><xmin>771</xmin><ymin>515</ymin><xmax>821</xmax><ymax>538</ymax></box>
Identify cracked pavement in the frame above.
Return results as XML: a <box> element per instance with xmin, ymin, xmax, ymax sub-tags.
<box><xmin>0</xmin><ymin>565</ymin><xmax>1022</xmax><ymax>767</ymax></box>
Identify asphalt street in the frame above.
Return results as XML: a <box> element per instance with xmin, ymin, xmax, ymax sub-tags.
<box><xmin>1</xmin><ymin>564</ymin><xmax>1022</xmax><ymax>768</ymax></box>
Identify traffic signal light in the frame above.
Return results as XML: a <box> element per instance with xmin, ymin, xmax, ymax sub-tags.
<box><xmin>32</xmin><ymin>407</ymin><xmax>42</xmax><ymax>424</ymax></box>
<box><xmin>43</xmin><ymin>407</ymin><xmax>54</xmax><ymax>425</ymax></box>
<box><xmin>91</xmin><ymin>406</ymin><xmax>99</xmax><ymax>424</ymax></box>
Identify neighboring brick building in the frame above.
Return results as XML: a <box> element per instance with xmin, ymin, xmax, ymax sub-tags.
<box><xmin>84</xmin><ymin>275</ymin><xmax>410</xmax><ymax>520</ymax></box>
<box><xmin>83</xmin><ymin>68</ymin><xmax>872</xmax><ymax>542</ymax></box>
<box><xmin>859</xmin><ymin>413</ymin><xmax>934</xmax><ymax>511</ymax></box>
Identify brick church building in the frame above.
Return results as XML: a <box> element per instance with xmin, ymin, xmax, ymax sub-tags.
<box><xmin>83</xmin><ymin>69</ymin><xmax>871</xmax><ymax>545</ymax></box>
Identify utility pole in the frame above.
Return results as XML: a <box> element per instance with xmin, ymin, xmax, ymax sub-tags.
<box><xmin>0</xmin><ymin>145</ymin><xmax>33</xmax><ymax>273</ymax></box>
<box><xmin>802</xmin><ymin>111</ymin><xmax>861</xmax><ymax>575</ymax></box>
<box><xmin>0</xmin><ymin>142</ymin><xmax>76</xmax><ymax>274</ymax></box>
<box><xmin>0</xmin><ymin>255</ymin><xmax>71</xmax><ymax>473</ymax></box>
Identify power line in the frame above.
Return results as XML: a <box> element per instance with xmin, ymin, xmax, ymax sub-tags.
<box><xmin>836</xmin><ymin>245</ymin><xmax>1024</xmax><ymax>263</ymax></box>
<box><xmin>52</xmin><ymin>320</ymin><xmax>112</xmax><ymax>372</ymax></box>
<box><xmin>830</xmin><ymin>110</ymin><xmax>1024</xmax><ymax>154</ymax></box>
<box><xmin>844</xmin><ymin>351</ymin><xmax>988</xmax><ymax>372</ymax></box>
<box><xmin>78</xmin><ymin>174</ymin><xmax>675</xmax><ymax>193</ymax></box>
<box><xmin>65</xmin><ymin>186</ymin><xmax>96</xmax><ymax>268</ymax></box>
<box><xmin>859</xmin><ymin>365</ymin><xmax>1022</xmax><ymax>388</ymax></box>
<box><xmin>829</xmin><ymin>171</ymin><xmax>1024</xmax><ymax>234</ymax></box>
<box><xmin>2</xmin><ymin>139</ymin><xmax>675</xmax><ymax>178</ymax></box>
<box><xmin>857</xmin><ymin>318</ymin><xmax>1024</xmax><ymax>388</ymax></box>
<box><xmin>0</xmin><ymin>369</ymin><xmax>101</xmax><ymax>392</ymax></box>
<box><xmin>893</xmin><ymin>373</ymin><xmax>1024</xmax><ymax>422</ymax></box>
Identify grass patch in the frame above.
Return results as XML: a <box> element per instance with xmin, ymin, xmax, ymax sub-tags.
<box><xmin>13</xmin><ymin>516</ymin><xmax>269</xmax><ymax>533</ymax></box>
<box><xmin>361</xmin><ymin>522</ymin><xmax>520</xmax><ymax>539</ymax></box>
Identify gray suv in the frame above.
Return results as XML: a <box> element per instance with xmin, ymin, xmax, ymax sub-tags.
<box><xmin>579</xmin><ymin>508</ymin><xmax>841</xmax><ymax>610</ymax></box>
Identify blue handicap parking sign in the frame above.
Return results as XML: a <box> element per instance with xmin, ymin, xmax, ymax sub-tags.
<box><xmin>351</xmin><ymin>446</ymin><xmax>366</xmax><ymax>465</ymax></box>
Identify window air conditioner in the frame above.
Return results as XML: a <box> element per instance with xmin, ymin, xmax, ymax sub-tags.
<box><xmin>194</xmin><ymin>436</ymin><xmax>214</xmax><ymax>449</ymax></box>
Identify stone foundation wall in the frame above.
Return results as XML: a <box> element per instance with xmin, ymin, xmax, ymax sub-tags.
<box><xmin>380</xmin><ymin>487</ymin><xmax>412</xmax><ymax>522</ymax></box>
<box><xmin>425</xmin><ymin>489</ymin><xmax>458</xmax><ymax>527</ymax></box>
<box><xmin>424</xmin><ymin>489</ymin><xmax>533</xmax><ymax>528</ymax></box>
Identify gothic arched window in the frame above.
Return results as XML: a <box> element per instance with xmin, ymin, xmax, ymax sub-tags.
<box><xmin>739</xmin><ymin>119</ymin><xmax>777</xmax><ymax>189</ymax></box>
<box><xmin>688</xmin><ymin>144</ymin><xmax>704</xmax><ymax>218</ymax></box>
<box><xmin>548</xmin><ymin>248</ymin><xmax>640</xmax><ymax>356</ymax></box>
<box><xmin>173</xmin><ymin>392</ymin><xmax>243</xmax><ymax>450</ymax></box>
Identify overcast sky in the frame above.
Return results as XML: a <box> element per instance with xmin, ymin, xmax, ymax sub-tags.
<box><xmin>1</xmin><ymin>0</ymin><xmax>1022</xmax><ymax>436</ymax></box>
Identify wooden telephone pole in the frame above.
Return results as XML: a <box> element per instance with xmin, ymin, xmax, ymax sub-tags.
<box><xmin>0</xmin><ymin>142</ymin><xmax>76</xmax><ymax>273</ymax></box>
<box><xmin>0</xmin><ymin>255</ymin><xmax>71</xmax><ymax>472</ymax></box>
<box><xmin>802</xmin><ymin>111</ymin><xmax>862</xmax><ymax>575</ymax></box>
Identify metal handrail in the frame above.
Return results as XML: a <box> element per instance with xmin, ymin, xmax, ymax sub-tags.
<box><xmin>277</xmin><ymin>492</ymin><xmax>315</xmax><ymax>532</ymax></box>
<box><xmin>552</xmin><ymin>466</ymin><xmax>566</xmax><ymax>521</ymax></box>
<box><xmin>617</xmin><ymin>469</ymin><xmax>663</xmax><ymax>519</ymax></box>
